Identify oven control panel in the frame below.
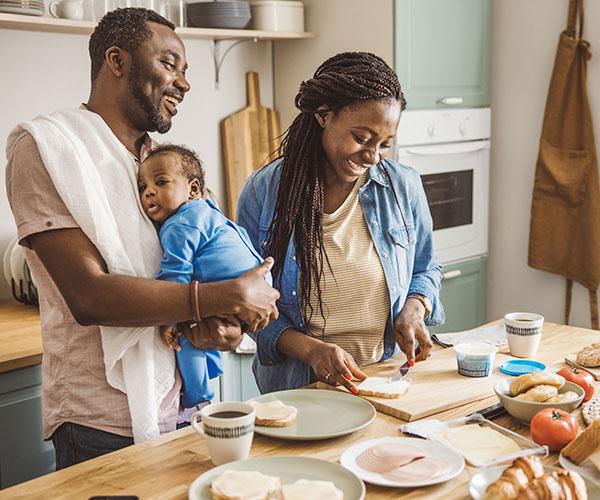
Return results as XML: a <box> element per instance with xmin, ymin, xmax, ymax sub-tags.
<box><xmin>396</xmin><ymin>108</ymin><xmax>491</xmax><ymax>146</ymax></box>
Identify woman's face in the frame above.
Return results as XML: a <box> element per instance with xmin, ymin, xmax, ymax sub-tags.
<box><xmin>318</xmin><ymin>99</ymin><xmax>402</xmax><ymax>186</ymax></box>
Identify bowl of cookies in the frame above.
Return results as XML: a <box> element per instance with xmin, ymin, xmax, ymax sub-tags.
<box><xmin>494</xmin><ymin>371</ymin><xmax>584</xmax><ymax>423</ymax></box>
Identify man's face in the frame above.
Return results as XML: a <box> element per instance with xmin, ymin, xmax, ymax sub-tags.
<box><xmin>126</xmin><ymin>22</ymin><xmax>190</xmax><ymax>134</ymax></box>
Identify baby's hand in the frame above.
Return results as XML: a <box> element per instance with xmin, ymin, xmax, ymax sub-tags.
<box><xmin>160</xmin><ymin>325</ymin><xmax>181</xmax><ymax>351</ymax></box>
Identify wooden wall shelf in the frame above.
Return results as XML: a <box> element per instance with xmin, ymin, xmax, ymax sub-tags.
<box><xmin>0</xmin><ymin>12</ymin><xmax>315</xmax><ymax>41</ymax></box>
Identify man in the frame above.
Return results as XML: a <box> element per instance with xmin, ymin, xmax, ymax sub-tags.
<box><xmin>5</xmin><ymin>8</ymin><xmax>278</xmax><ymax>469</ymax></box>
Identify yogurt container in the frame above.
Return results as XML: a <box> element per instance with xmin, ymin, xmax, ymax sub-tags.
<box><xmin>454</xmin><ymin>342</ymin><xmax>498</xmax><ymax>377</ymax></box>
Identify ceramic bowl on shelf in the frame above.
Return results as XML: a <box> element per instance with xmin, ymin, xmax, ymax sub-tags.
<box><xmin>494</xmin><ymin>379</ymin><xmax>584</xmax><ymax>423</ymax></box>
<box><xmin>186</xmin><ymin>1</ymin><xmax>251</xmax><ymax>29</ymax></box>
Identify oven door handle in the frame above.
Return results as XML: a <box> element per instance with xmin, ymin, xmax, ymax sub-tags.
<box><xmin>402</xmin><ymin>141</ymin><xmax>490</xmax><ymax>156</ymax></box>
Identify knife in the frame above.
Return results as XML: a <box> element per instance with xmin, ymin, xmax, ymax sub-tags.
<box><xmin>389</xmin><ymin>347</ymin><xmax>421</xmax><ymax>382</ymax></box>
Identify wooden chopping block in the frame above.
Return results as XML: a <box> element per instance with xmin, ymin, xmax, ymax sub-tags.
<box><xmin>220</xmin><ymin>71</ymin><xmax>281</xmax><ymax>218</ymax></box>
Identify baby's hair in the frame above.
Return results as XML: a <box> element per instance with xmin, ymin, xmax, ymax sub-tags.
<box><xmin>145</xmin><ymin>144</ymin><xmax>205</xmax><ymax>194</ymax></box>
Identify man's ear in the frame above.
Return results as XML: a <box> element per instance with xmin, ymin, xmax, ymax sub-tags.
<box><xmin>105</xmin><ymin>46</ymin><xmax>128</xmax><ymax>78</ymax></box>
<box><xmin>314</xmin><ymin>106</ymin><xmax>331</xmax><ymax>128</ymax></box>
<box><xmin>189</xmin><ymin>179</ymin><xmax>202</xmax><ymax>199</ymax></box>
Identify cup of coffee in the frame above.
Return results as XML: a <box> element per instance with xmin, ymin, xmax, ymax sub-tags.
<box><xmin>50</xmin><ymin>0</ymin><xmax>84</xmax><ymax>20</ymax></box>
<box><xmin>191</xmin><ymin>401</ymin><xmax>255</xmax><ymax>466</ymax></box>
<box><xmin>504</xmin><ymin>312</ymin><xmax>544</xmax><ymax>358</ymax></box>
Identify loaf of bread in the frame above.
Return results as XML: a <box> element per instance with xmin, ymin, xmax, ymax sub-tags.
<box><xmin>483</xmin><ymin>456</ymin><xmax>587</xmax><ymax>500</ymax></box>
<box><xmin>576</xmin><ymin>343</ymin><xmax>600</xmax><ymax>368</ymax></box>
<box><xmin>509</xmin><ymin>372</ymin><xmax>565</xmax><ymax>397</ymax></box>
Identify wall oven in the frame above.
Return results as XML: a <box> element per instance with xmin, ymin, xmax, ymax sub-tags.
<box><xmin>394</xmin><ymin>108</ymin><xmax>491</xmax><ymax>264</ymax></box>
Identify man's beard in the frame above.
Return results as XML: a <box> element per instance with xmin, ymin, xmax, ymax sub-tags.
<box><xmin>129</xmin><ymin>63</ymin><xmax>171</xmax><ymax>134</ymax></box>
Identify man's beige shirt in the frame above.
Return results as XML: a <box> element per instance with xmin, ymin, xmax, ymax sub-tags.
<box><xmin>5</xmin><ymin>131</ymin><xmax>181</xmax><ymax>439</ymax></box>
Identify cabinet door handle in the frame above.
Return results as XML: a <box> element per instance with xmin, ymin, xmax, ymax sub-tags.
<box><xmin>436</xmin><ymin>96</ymin><xmax>464</xmax><ymax>105</ymax></box>
<box><xmin>442</xmin><ymin>269</ymin><xmax>462</xmax><ymax>280</ymax></box>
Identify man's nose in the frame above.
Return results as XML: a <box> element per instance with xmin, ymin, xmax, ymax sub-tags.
<box><xmin>175</xmin><ymin>73</ymin><xmax>191</xmax><ymax>94</ymax></box>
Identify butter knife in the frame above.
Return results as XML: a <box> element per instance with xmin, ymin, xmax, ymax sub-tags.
<box><xmin>389</xmin><ymin>347</ymin><xmax>420</xmax><ymax>382</ymax></box>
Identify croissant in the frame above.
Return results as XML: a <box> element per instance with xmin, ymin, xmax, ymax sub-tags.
<box><xmin>483</xmin><ymin>457</ymin><xmax>587</xmax><ymax>500</ymax></box>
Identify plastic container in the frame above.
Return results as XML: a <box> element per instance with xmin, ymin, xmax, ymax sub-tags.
<box><xmin>454</xmin><ymin>342</ymin><xmax>498</xmax><ymax>377</ymax></box>
<box><xmin>250</xmin><ymin>0</ymin><xmax>304</xmax><ymax>32</ymax></box>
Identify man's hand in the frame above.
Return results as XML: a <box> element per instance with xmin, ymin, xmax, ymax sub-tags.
<box><xmin>393</xmin><ymin>297</ymin><xmax>433</xmax><ymax>363</ymax></box>
<box><xmin>178</xmin><ymin>316</ymin><xmax>243</xmax><ymax>351</ymax></box>
<box><xmin>230</xmin><ymin>257</ymin><xmax>280</xmax><ymax>332</ymax></box>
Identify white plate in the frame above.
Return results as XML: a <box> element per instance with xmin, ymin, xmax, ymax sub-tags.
<box><xmin>188</xmin><ymin>456</ymin><xmax>365</xmax><ymax>500</ymax></box>
<box><xmin>248</xmin><ymin>389</ymin><xmax>376</xmax><ymax>441</ymax></box>
<box><xmin>3</xmin><ymin>238</ymin><xmax>16</xmax><ymax>287</ymax></box>
<box><xmin>559</xmin><ymin>453</ymin><xmax>600</xmax><ymax>487</ymax></box>
<box><xmin>340</xmin><ymin>436</ymin><xmax>465</xmax><ymax>488</ymax></box>
<box><xmin>10</xmin><ymin>240</ymin><xmax>26</xmax><ymax>286</ymax></box>
<box><xmin>469</xmin><ymin>464</ymin><xmax>600</xmax><ymax>499</ymax></box>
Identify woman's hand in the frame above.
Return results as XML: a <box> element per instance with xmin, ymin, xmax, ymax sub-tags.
<box><xmin>393</xmin><ymin>297</ymin><xmax>433</xmax><ymax>363</ymax></box>
<box><xmin>307</xmin><ymin>342</ymin><xmax>367</xmax><ymax>394</ymax></box>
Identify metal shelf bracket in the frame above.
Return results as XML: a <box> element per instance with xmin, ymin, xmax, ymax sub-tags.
<box><xmin>211</xmin><ymin>37</ymin><xmax>259</xmax><ymax>89</ymax></box>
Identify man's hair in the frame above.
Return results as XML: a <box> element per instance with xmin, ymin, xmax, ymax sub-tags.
<box><xmin>89</xmin><ymin>8</ymin><xmax>175</xmax><ymax>83</ymax></box>
<box><xmin>145</xmin><ymin>144</ymin><xmax>205</xmax><ymax>193</ymax></box>
<box><xmin>264</xmin><ymin>51</ymin><xmax>405</xmax><ymax>325</ymax></box>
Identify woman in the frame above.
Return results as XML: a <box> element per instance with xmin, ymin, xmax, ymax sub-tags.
<box><xmin>238</xmin><ymin>52</ymin><xmax>444</xmax><ymax>395</ymax></box>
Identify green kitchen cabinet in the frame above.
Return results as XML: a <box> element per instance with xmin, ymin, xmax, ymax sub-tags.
<box><xmin>220</xmin><ymin>352</ymin><xmax>260</xmax><ymax>402</ymax></box>
<box><xmin>394</xmin><ymin>0</ymin><xmax>492</xmax><ymax>109</ymax></box>
<box><xmin>431</xmin><ymin>256</ymin><xmax>487</xmax><ymax>333</ymax></box>
<box><xmin>0</xmin><ymin>365</ymin><xmax>55</xmax><ymax>489</ymax></box>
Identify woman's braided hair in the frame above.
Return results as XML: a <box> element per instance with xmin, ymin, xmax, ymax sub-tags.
<box><xmin>265</xmin><ymin>51</ymin><xmax>406</xmax><ymax>324</ymax></box>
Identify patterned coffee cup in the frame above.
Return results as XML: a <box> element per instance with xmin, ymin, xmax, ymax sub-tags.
<box><xmin>191</xmin><ymin>401</ymin><xmax>255</xmax><ymax>465</ymax></box>
<box><xmin>504</xmin><ymin>312</ymin><xmax>544</xmax><ymax>358</ymax></box>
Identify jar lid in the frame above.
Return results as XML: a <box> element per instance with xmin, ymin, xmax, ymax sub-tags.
<box><xmin>499</xmin><ymin>359</ymin><xmax>546</xmax><ymax>376</ymax></box>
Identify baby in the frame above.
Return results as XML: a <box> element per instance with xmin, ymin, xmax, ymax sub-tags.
<box><xmin>137</xmin><ymin>144</ymin><xmax>270</xmax><ymax>409</ymax></box>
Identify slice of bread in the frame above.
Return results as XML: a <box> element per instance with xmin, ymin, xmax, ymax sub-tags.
<box><xmin>561</xmin><ymin>419</ymin><xmax>600</xmax><ymax>465</ymax></box>
<box><xmin>210</xmin><ymin>470</ymin><xmax>281</xmax><ymax>500</ymax></box>
<box><xmin>281</xmin><ymin>479</ymin><xmax>343</xmax><ymax>500</ymax></box>
<box><xmin>247</xmin><ymin>399</ymin><xmax>298</xmax><ymax>427</ymax></box>
<box><xmin>356</xmin><ymin>377</ymin><xmax>410</xmax><ymax>399</ymax></box>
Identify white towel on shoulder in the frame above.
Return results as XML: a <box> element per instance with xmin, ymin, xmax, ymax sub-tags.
<box><xmin>6</xmin><ymin>107</ymin><xmax>175</xmax><ymax>443</ymax></box>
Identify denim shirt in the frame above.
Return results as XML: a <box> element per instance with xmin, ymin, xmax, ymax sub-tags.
<box><xmin>237</xmin><ymin>158</ymin><xmax>444</xmax><ymax>394</ymax></box>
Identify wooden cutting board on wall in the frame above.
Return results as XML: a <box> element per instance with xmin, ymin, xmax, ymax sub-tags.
<box><xmin>221</xmin><ymin>71</ymin><xmax>282</xmax><ymax>218</ymax></box>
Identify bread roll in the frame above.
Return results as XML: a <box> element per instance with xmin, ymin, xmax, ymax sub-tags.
<box><xmin>514</xmin><ymin>385</ymin><xmax>558</xmax><ymax>402</ymax></box>
<box><xmin>509</xmin><ymin>372</ymin><xmax>565</xmax><ymax>397</ymax></box>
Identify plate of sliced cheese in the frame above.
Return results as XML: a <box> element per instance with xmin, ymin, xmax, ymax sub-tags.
<box><xmin>246</xmin><ymin>389</ymin><xmax>376</xmax><ymax>440</ymax></box>
<box><xmin>188</xmin><ymin>456</ymin><xmax>365</xmax><ymax>500</ymax></box>
<box><xmin>340</xmin><ymin>436</ymin><xmax>464</xmax><ymax>488</ymax></box>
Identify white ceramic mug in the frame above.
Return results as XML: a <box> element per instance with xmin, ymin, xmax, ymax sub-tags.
<box><xmin>191</xmin><ymin>401</ymin><xmax>255</xmax><ymax>466</ymax></box>
<box><xmin>50</xmin><ymin>0</ymin><xmax>84</xmax><ymax>19</ymax></box>
<box><xmin>504</xmin><ymin>312</ymin><xmax>544</xmax><ymax>358</ymax></box>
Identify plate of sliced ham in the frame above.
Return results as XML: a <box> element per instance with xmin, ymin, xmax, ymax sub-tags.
<box><xmin>340</xmin><ymin>437</ymin><xmax>465</xmax><ymax>488</ymax></box>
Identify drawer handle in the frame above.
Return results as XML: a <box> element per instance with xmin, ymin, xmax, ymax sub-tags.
<box><xmin>436</xmin><ymin>96</ymin><xmax>464</xmax><ymax>105</ymax></box>
<box><xmin>442</xmin><ymin>269</ymin><xmax>462</xmax><ymax>280</ymax></box>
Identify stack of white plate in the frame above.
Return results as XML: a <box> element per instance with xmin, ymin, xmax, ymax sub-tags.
<box><xmin>0</xmin><ymin>0</ymin><xmax>45</xmax><ymax>16</ymax></box>
<box><xmin>187</xmin><ymin>1</ymin><xmax>251</xmax><ymax>29</ymax></box>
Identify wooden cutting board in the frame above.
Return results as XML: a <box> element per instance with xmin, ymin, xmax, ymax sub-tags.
<box><xmin>220</xmin><ymin>71</ymin><xmax>281</xmax><ymax>218</ymax></box>
<box><xmin>349</xmin><ymin>347</ymin><xmax>513</xmax><ymax>421</ymax></box>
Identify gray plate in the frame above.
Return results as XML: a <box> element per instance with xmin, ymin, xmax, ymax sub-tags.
<box><xmin>188</xmin><ymin>456</ymin><xmax>366</xmax><ymax>500</ymax></box>
<box><xmin>248</xmin><ymin>388</ymin><xmax>376</xmax><ymax>440</ymax></box>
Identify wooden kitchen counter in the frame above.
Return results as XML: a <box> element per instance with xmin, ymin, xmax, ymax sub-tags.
<box><xmin>0</xmin><ymin>301</ymin><xmax>41</xmax><ymax>373</ymax></box>
<box><xmin>1</xmin><ymin>322</ymin><xmax>598</xmax><ymax>499</ymax></box>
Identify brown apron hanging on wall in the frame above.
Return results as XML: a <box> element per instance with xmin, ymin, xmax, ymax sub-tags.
<box><xmin>528</xmin><ymin>0</ymin><xmax>600</xmax><ymax>330</ymax></box>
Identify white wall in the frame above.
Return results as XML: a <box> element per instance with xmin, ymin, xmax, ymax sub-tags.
<box><xmin>489</xmin><ymin>0</ymin><xmax>600</xmax><ymax>329</ymax></box>
<box><xmin>0</xmin><ymin>28</ymin><xmax>274</xmax><ymax>300</ymax></box>
<box><xmin>273</xmin><ymin>0</ymin><xmax>394</xmax><ymax>130</ymax></box>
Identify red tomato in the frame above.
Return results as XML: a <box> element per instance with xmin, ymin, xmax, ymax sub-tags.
<box><xmin>557</xmin><ymin>367</ymin><xmax>595</xmax><ymax>401</ymax></box>
<box><xmin>530</xmin><ymin>408</ymin><xmax>578</xmax><ymax>452</ymax></box>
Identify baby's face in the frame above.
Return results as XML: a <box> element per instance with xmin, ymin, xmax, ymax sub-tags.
<box><xmin>138</xmin><ymin>153</ymin><xmax>197</xmax><ymax>224</ymax></box>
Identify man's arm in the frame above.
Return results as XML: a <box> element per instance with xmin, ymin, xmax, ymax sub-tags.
<box><xmin>29</xmin><ymin>227</ymin><xmax>278</xmax><ymax>329</ymax></box>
